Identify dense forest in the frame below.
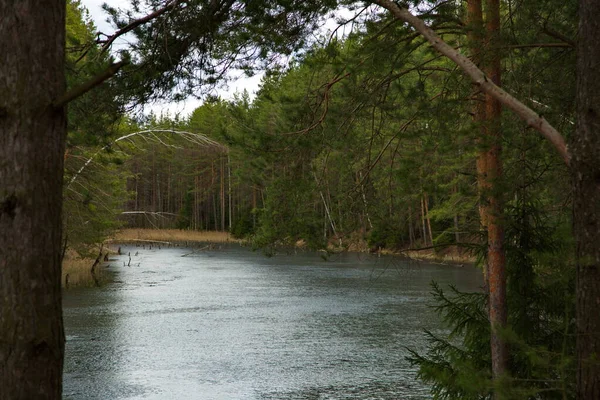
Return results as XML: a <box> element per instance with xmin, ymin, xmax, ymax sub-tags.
<box><xmin>1</xmin><ymin>0</ymin><xmax>598</xmax><ymax>399</ymax></box>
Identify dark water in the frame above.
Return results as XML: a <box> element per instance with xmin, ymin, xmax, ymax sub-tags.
<box><xmin>63</xmin><ymin>244</ymin><xmax>482</xmax><ymax>399</ymax></box>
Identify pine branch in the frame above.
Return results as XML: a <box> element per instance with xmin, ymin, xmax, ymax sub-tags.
<box><xmin>541</xmin><ymin>26</ymin><xmax>576</xmax><ymax>48</ymax></box>
<box><xmin>504</xmin><ymin>43</ymin><xmax>573</xmax><ymax>49</ymax></box>
<box><xmin>371</xmin><ymin>0</ymin><xmax>571</xmax><ymax>166</ymax></box>
<box><xmin>97</xmin><ymin>0</ymin><xmax>183</xmax><ymax>55</ymax></box>
<box><xmin>53</xmin><ymin>61</ymin><xmax>127</xmax><ymax>109</ymax></box>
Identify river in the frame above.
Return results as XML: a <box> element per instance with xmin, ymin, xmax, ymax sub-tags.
<box><xmin>63</xmin><ymin>244</ymin><xmax>482</xmax><ymax>399</ymax></box>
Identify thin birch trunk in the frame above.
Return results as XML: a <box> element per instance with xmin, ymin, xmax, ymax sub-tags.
<box><xmin>420</xmin><ymin>195</ymin><xmax>427</xmax><ymax>246</ymax></box>
<box><xmin>407</xmin><ymin>204</ymin><xmax>413</xmax><ymax>248</ymax></box>
<box><xmin>423</xmin><ymin>192</ymin><xmax>434</xmax><ymax>246</ymax></box>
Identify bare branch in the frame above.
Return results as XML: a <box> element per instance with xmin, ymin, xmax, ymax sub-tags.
<box><xmin>541</xmin><ymin>25</ymin><xmax>576</xmax><ymax>48</ymax></box>
<box><xmin>67</xmin><ymin>129</ymin><xmax>227</xmax><ymax>188</ymax></box>
<box><xmin>504</xmin><ymin>43</ymin><xmax>573</xmax><ymax>49</ymax></box>
<box><xmin>371</xmin><ymin>0</ymin><xmax>571</xmax><ymax>165</ymax></box>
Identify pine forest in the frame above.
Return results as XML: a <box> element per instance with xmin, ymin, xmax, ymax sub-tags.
<box><xmin>1</xmin><ymin>0</ymin><xmax>598</xmax><ymax>399</ymax></box>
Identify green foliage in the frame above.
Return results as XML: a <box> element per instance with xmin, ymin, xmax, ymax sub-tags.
<box><xmin>176</xmin><ymin>189</ymin><xmax>195</xmax><ymax>229</ymax></box>
<box><xmin>66</xmin><ymin>0</ymin><xmax>124</xmax><ymax>147</ymax></box>
<box><xmin>230</xmin><ymin>209</ymin><xmax>256</xmax><ymax>239</ymax></box>
<box><xmin>253</xmin><ymin>176</ymin><xmax>325</xmax><ymax>249</ymax></box>
<box><xmin>368</xmin><ymin>218</ymin><xmax>405</xmax><ymax>249</ymax></box>
<box><xmin>63</xmin><ymin>0</ymin><xmax>128</xmax><ymax>255</ymax></box>
<box><xmin>105</xmin><ymin>0</ymin><xmax>339</xmax><ymax>104</ymax></box>
<box><xmin>407</xmin><ymin>283</ymin><xmax>491</xmax><ymax>400</ymax></box>
<box><xmin>408</xmin><ymin>198</ymin><xmax>576</xmax><ymax>399</ymax></box>
<box><xmin>63</xmin><ymin>148</ymin><xmax>128</xmax><ymax>256</ymax></box>
<box><xmin>72</xmin><ymin>1</ymin><xmax>579</xmax><ymax>393</ymax></box>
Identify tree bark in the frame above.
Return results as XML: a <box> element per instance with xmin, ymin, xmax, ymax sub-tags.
<box><xmin>423</xmin><ymin>192</ymin><xmax>434</xmax><ymax>246</ymax></box>
<box><xmin>483</xmin><ymin>0</ymin><xmax>509</xmax><ymax>387</ymax></box>
<box><xmin>408</xmin><ymin>204</ymin><xmax>415</xmax><ymax>248</ymax></box>
<box><xmin>220</xmin><ymin>156</ymin><xmax>225</xmax><ymax>231</ymax></box>
<box><xmin>0</xmin><ymin>1</ymin><xmax>66</xmax><ymax>399</ymax></box>
<box><xmin>467</xmin><ymin>0</ymin><xmax>508</xmax><ymax>390</ymax></box>
<box><xmin>574</xmin><ymin>1</ymin><xmax>600</xmax><ymax>398</ymax></box>
<box><xmin>420</xmin><ymin>194</ymin><xmax>428</xmax><ymax>245</ymax></box>
<box><xmin>467</xmin><ymin>0</ymin><xmax>489</xmax><ymax>261</ymax></box>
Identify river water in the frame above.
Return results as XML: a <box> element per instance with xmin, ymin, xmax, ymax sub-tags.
<box><xmin>63</xmin><ymin>244</ymin><xmax>482</xmax><ymax>399</ymax></box>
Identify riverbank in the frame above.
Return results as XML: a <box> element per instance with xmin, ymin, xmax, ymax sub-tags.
<box><xmin>332</xmin><ymin>236</ymin><xmax>476</xmax><ymax>266</ymax></box>
<box><xmin>62</xmin><ymin>249</ymin><xmax>110</xmax><ymax>288</ymax></box>
<box><xmin>62</xmin><ymin>230</ymin><xmax>240</xmax><ymax>288</ymax></box>
<box><xmin>63</xmin><ymin>230</ymin><xmax>474</xmax><ymax>288</ymax></box>
<box><xmin>108</xmin><ymin>228</ymin><xmax>240</xmax><ymax>244</ymax></box>
<box><xmin>400</xmin><ymin>247</ymin><xmax>476</xmax><ymax>265</ymax></box>
<box><xmin>110</xmin><ymin>229</ymin><xmax>475</xmax><ymax>265</ymax></box>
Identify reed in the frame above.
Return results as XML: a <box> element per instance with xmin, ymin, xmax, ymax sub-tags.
<box><xmin>109</xmin><ymin>229</ymin><xmax>240</xmax><ymax>244</ymax></box>
<box><xmin>62</xmin><ymin>249</ymin><xmax>109</xmax><ymax>288</ymax></box>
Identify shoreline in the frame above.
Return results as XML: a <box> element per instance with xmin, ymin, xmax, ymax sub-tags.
<box><xmin>109</xmin><ymin>229</ymin><xmax>475</xmax><ymax>266</ymax></box>
<box><xmin>63</xmin><ymin>229</ymin><xmax>476</xmax><ymax>288</ymax></box>
<box><xmin>107</xmin><ymin>228</ymin><xmax>240</xmax><ymax>245</ymax></box>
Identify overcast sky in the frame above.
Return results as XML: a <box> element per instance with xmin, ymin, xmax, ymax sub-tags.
<box><xmin>79</xmin><ymin>0</ymin><xmax>265</xmax><ymax>116</ymax></box>
<box><xmin>78</xmin><ymin>1</ymin><xmax>355</xmax><ymax>117</ymax></box>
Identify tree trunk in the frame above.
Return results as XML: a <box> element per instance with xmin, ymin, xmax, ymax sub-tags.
<box><xmin>452</xmin><ymin>181</ymin><xmax>460</xmax><ymax>244</ymax></box>
<box><xmin>574</xmin><ymin>1</ymin><xmax>600</xmax><ymax>397</ymax></box>
<box><xmin>423</xmin><ymin>192</ymin><xmax>434</xmax><ymax>246</ymax></box>
<box><xmin>228</xmin><ymin>155</ymin><xmax>232</xmax><ymax>231</ymax></box>
<box><xmin>484</xmin><ymin>0</ymin><xmax>508</xmax><ymax>386</ymax></box>
<box><xmin>0</xmin><ymin>1</ymin><xmax>66</xmax><ymax>399</ymax></box>
<box><xmin>220</xmin><ymin>157</ymin><xmax>225</xmax><ymax>231</ymax></box>
<box><xmin>420</xmin><ymin>194</ymin><xmax>428</xmax><ymax>245</ymax></box>
<box><xmin>408</xmin><ymin>204</ymin><xmax>415</xmax><ymax>248</ymax></box>
<box><xmin>467</xmin><ymin>0</ymin><xmax>488</xmax><ymax>273</ymax></box>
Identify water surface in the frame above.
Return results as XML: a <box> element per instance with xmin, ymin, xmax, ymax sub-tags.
<box><xmin>63</xmin><ymin>244</ymin><xmax>481</xmax><ymax>399</ymax></box>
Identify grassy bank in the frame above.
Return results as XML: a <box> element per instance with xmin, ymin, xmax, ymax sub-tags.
<box><xmin>331</xmin><ymin>236</ymin><xmax>476</xmax><ymax>265</ymax></box>
<box><xmin>108</xmin><ymin>228</ymin><xmax>240</xmax><ymax>244</ymax></box>
<box><xmin>62</xmin><ymin>249</ymin><xmax>110</xmax><ymax>288</ymax></box>
<box><xmin>401</xmin><ymin>247</ymin><xmax>476</xmax><ymax>265</ymax></box>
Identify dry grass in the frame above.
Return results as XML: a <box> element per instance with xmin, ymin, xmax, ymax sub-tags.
<box><xmin>62</xmin><ymin>249</ymin><xmax>109</xmax><ymax>288</ymax></box>
<box><xmin>109</xmin><ymin>229</ymin><xmax>240</xmax><ymax>244</ymax></box>
<box><xmin>402</xmin><ymin>247</ymin><xmax>476</xmax><ymax>265</ymax></box>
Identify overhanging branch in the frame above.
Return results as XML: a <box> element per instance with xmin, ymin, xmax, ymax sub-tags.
<box><xmin>97</xmin><ymin>0</ymin><xmax>182</xmax><ymax>55</ymax></box>
<box><xmin>53</xmin><ymin>61</ymin><xmax>127</xmax><ymax>109</ymax></box>
<box><xmin>372</xmin><ymin>0</ymin><xmax>571</xmax><ymax>166</ymax></box>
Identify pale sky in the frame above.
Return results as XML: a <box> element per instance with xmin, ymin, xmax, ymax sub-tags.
<box><xmin>79</xmin><ymin>0</ymin><xmax>267</xmax><ymax>116</ymax></box>
<box><xmin>79</xmin><ymin>0</ymin><xmax>355</xmax><ymax>117</ymax></box>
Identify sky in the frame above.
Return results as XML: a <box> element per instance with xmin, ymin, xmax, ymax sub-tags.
<box><xmin>80</xmin><ymin>0</ymin><xmax>263</xmax><ymax>117</ymax></box>
<box><xmin>79</xmin><ymin>0</ymin><xmax>356</xmax><ymax>117</ymax></box>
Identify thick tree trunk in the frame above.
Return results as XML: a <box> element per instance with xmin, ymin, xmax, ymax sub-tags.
<box><xmin>468</xmin><ymin>0</ymin><xmax>508</xmax><ymax>390</ymax></box>
<box><xmin>484</xmin><ymin>0</ymin><xmax>509</xmax><ymax>387</ymax></box>
<box><xmin>468</xmin><ymin>0</ymin><xmax>488</xmax><ymax>279</ymax></box>
<box><xmin>0</xmin><ymin>1</ymin><xmax>66</xmax><ymax>399</ymax></box>
<box><xmin>574</xmin><ymin>1</ymin><xmax>600</xmax><ymax>398</ymax></box>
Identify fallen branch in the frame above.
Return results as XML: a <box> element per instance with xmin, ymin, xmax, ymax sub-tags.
<box><xmin>181</xmin><ymin>245</ymin><xmax>212</xmax><ymax>257</ymax></box>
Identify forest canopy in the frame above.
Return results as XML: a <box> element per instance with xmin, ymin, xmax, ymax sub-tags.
<box><xmin>1</xmin><ymin>0</ymin><xmax>598</xmax><ymax>399</ymax></box>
